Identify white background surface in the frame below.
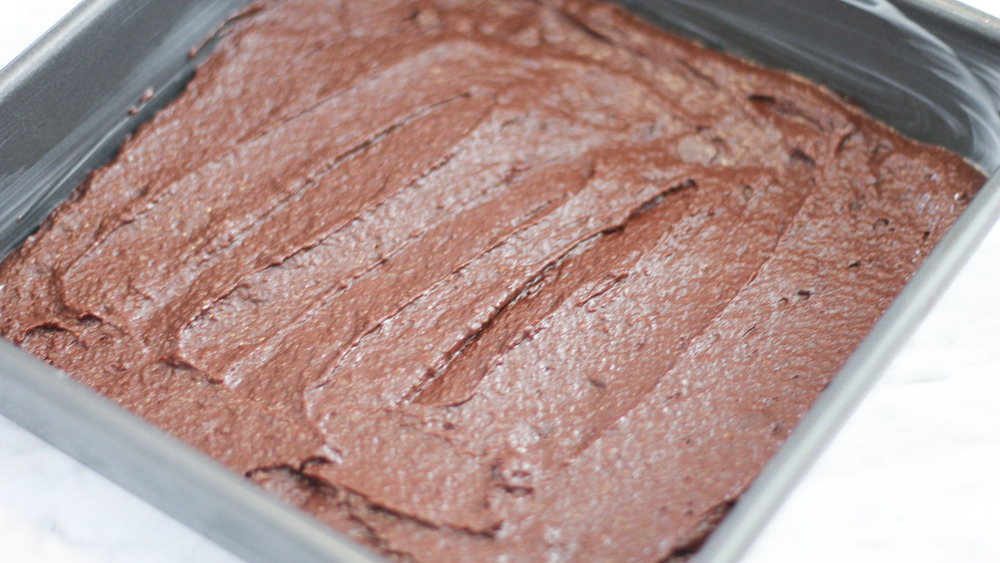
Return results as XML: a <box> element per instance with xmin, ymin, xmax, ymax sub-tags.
<box><xmin>2</xmin><ymin>1</ymin><xmax>999</xmax><ymax>562</ymax></box>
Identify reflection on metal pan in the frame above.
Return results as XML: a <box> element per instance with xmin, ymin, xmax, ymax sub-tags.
<box><xmin>620</xmin><ymin>0</ymin><xmax>1000</xmax><ymax>172</ymax></box>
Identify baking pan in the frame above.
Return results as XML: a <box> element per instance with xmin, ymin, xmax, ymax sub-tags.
<box><xmin>1</xmin><ymin>1</ymin><xmax>999</xmax><ymax>562</ymax></box>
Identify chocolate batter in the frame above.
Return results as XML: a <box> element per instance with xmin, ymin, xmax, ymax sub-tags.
<box><xmin>0</xmin><ymin>0</ymin><xmax>984</xmax><ymax>560</ymax></box>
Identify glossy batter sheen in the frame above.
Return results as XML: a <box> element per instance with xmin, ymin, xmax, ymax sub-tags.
<box><xmin>0</xmin><ymin>0</ymin><xmax>984</xmax><ymax>560</ymax></box>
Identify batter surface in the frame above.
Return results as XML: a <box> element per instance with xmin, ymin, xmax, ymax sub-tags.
<box><xmin>0</xmin><ymin>0</ymin><xmax>984</xmax><ymax>560</ymax></box>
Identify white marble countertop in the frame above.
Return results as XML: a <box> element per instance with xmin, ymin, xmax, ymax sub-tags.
<box><xmin>2</xmin><ymin>1</ymin><xmax>999</xmax><ymax>561</ymax></box>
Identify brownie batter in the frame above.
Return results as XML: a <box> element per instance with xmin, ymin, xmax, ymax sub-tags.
<box><xmin>0</xmin><ymin>0</ymin><xmax>984</xmax><ymax>560</ymax></box>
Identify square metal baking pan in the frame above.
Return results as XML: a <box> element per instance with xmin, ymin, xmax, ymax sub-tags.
<box><xmin>2</xmin><ymin>1</ymin><xmax>999</xmax><ymax>561</ymax></box>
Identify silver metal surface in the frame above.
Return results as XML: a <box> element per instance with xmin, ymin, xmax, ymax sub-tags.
<box><xmin>1</xmin><ymin>1</ymin><xmax>998</xmax><ymax>561</ymax></box>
